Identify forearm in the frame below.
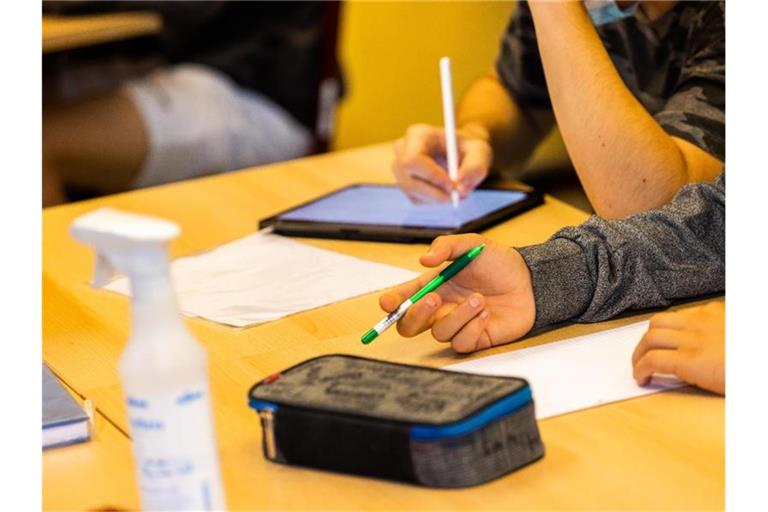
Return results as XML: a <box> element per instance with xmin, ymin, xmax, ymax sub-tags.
<box><xmin>457</xmin><ymin>73</ymin><xmax>553</xmax><ymax>173</ymax></box>
<box><xmin>528</xmin><ymin>1</ymin><xmax>718</xmax><ymax>218</ymax></box>
<box><xmin>518</xmin><ymin>173</ymin><xmax>725</xmax><ymax>329</ymax></box>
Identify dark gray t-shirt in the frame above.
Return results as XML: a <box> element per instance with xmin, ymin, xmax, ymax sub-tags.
<box><xmin>496</xmin><ymin>0</ymin><xmax>725</xmax><ymax>162</ymax></box>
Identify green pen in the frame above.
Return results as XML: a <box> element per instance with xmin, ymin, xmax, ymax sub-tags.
<box><xmin>361</xmin><ymin>244</ymin><xmax>485</xmax><ymax>344</ymax></box>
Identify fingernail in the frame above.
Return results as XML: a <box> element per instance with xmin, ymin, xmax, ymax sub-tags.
<box><xmin>470</xmin><ymin>296</ymin><xmax>480</xmax><ymax>308</ymax></box>
<box><xmin>426</xmin><ymin>296</ymin><xmax>436</xmax><ymax>308</ymax></box>
<box><xmin>480</xmin><ymin>310</ymin><xmax>490</xmax><ymax>319</ymax></box>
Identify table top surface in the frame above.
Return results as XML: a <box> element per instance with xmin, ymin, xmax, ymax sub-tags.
<box><xmin>42</xmin><ymin>12</ymin><xmax>162</xmax><ymax>54</ymax></box>
<box><xmin>42</xmin><ymin>143</ymin><xmax>724</xmax><ymax>510</ymax></box>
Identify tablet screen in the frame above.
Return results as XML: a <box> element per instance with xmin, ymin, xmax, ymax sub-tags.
<box><xmin>279</xmin><ymin>185</ymin><xmax>529</xmax><ymax>229</ymax></box>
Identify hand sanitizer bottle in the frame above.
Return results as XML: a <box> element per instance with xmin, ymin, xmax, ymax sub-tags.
<box><xmin>71</xmin><ymin>208</ymin><xmax>226</xmax><ymax>511</ymax></box>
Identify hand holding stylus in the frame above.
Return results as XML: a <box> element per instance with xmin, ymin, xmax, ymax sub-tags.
<box><xmin>391</xmin><ymin>58</ymin><xmax>493</xmax><ymax>205</ymax></box>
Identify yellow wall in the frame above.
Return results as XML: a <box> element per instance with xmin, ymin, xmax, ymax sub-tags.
<box><xmin>332</xmin><ymin>0</ymin><xmax>516</xmax><ymax>150</ymax></box>
<box><xmin>332</xmin><ymin>0</ymin><xmax>568</xmax><ymax>171</ymax></box>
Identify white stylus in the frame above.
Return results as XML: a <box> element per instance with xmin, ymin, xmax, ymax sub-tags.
<box><xmin>439</xmin><ymin>56</ymin><xmax>460</xmax><ymax>208</ymax></box>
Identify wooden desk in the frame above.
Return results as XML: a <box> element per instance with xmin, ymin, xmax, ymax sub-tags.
<box><xmin>43</xmin><ymin>409</ymin><xmax>139</xmax><ymax>511</ymax></box>
<box><xmin>42</xmin><ymin>143</ymin><xmax>724</xmax><ymax>510</ymax></box>
<box><xmin>43</xmin><ymin>13</ymin><xmax>162</xmax><ymax>54</ymax></box>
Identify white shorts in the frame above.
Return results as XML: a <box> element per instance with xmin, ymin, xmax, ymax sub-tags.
<box><xmin>123</xmin><ymin>64</ymin><xmax>312</xmax><ymax>189</ymax></box>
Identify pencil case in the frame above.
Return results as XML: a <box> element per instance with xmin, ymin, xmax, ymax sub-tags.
<box><xmin>248</xmin><ymin>354</ymin><xmax>544</xmax><ymax>487</ymax></box>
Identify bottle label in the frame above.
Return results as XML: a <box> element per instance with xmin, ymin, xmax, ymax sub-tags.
<box><xmin>127</xmin><ymin>387</ymin><xmax>225</xmax><ymax>510</ymax></box>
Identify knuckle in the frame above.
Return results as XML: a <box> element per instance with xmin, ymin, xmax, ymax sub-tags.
<box><xmin>636</xmin><ymin>352</ymin><xmax>653</xmax><ymax>370</ymax></box>
<box><xmin>399</xmin><ymin>154</ymin><xmax>420</xmax><ymax>169</ymax></box>
<box><xmin>645</xmin><ymin>351</ymin><xmax>661</xmax><ymax>366</ymax></box>
<box><xmin>433</xmin><ymin>235</ymin><xmax>449</xmax><ymax>246</ymax></box>
<box><xmin>641</xmin><ymin>328</ymin><xmax>658</xmax><ymax>344</ymax></box>
<box><xmin>634</xmin><ymin>356</ymin><xmax>650</xmax><ymax>378</ymax></box>
<box><xmin>406</xmin><ymin>123</ymin><xmax>430</xmax><ymax>138</ymax></box>
<box><xmin>648</xmin><ymin>313</ymin><xmax>667</xmax><ymax>328</ymax></box>
<box><xmin>430</xmin><ymin>236</ymin><xmax>451</xmax><ymax>253</ymax></box>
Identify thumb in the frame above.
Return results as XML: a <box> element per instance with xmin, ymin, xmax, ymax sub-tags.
<box><xmin>420</xmin><ymin>234</ymin><xmax>487</xmax><ymax>267</ymax></box>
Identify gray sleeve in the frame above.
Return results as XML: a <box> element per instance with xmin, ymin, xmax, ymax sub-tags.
<box><xmin>517</xmin><ymin>173</ymin><xmax>725</xmax><ymax>329</ymax></box>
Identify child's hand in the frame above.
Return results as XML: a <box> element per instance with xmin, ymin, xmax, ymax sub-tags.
<box><xmin>392</xmin><ymin>124</ymin><xmax>492</xmax><ymax>203</ymax></box>
<box><xmin>378</xmin><ymin>234</ymin><xmax>536</xmax><ymax>353</ymax></box>
<box><xmin>632</xmin><ymin>302</ymin><xmax>725</xmax><ymax>395</ymax></box>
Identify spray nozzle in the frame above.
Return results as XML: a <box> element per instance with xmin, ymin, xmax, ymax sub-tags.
<box><xmin>71</xmin><ymin>208</ymin><xmax>180</xmax><ymax>287</ymax></box>
<box><xmin>92</xmin><ymin>252</ymin><xmax>118</xmax><ymax>287</ymax></box>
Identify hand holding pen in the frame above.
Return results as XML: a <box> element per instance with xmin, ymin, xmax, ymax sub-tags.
<box><xmin>369</xmin><ymin>234</ymin><xmax>537</xmax><ymax>354</ymax></box>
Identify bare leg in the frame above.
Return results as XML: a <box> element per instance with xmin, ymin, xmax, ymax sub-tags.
<box><xmin>43</xmin><ymin>91</ymin><xmax>148</xmax><ymax>206</ymax></box>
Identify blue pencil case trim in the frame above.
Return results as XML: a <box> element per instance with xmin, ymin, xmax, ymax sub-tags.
<box><xmin>249</xmin><ymin>399</ymin><xmax>277</xmax><ymax>412</ymax></box>
<box><xmin>409</xmin><ymin>386</ymin><xmax>532</xmax><ymax>441</ymax></box>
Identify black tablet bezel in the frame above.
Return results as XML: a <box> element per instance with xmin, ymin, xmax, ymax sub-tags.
<box><xmin>259</xmin><ymin>183</ymin><xmax>543</xmax><ymax>243</ymax></box>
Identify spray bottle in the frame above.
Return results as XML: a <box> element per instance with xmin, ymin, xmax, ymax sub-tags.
<box><xmin>71</xmin><ymin>208</ymin><xmax>226</xmax><ymax>511</ymax></box>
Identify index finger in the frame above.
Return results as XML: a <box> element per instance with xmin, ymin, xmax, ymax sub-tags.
<box><xmin>631</xmin><ymin>327</ymin><xmax>683</xmax><ymax>366</ymax></box>
<box><xmin>402</xmin><ymin>124</ymin><xmax>447</xmax><ymax>160</ymax></box>
<box><xmin>401</xmin><ymin>128</ymin><xmax>453</xmax><ymax>192</ymax></box>
<box><xmin>420</xmin><ymin>234</ymin><xmax>487</xmax><ymax>267</ymax></box>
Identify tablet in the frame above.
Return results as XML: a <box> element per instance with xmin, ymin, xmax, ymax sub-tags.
<box><xmin>260</xmin><ymin>184</ymin><xmax>543</xmax><ymax>243</ymax></box>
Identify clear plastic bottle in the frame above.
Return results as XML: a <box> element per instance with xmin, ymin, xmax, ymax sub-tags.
<box><xmin>72</xmin><ymin>208</ymin><xmax>226</xmax><ymax>511</ymax></box>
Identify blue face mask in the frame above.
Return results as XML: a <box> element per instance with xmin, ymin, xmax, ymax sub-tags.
<box><xmin>584</xmin><ymin>1</ymin><xmax>639</xmax><ymax>26</ymax></box>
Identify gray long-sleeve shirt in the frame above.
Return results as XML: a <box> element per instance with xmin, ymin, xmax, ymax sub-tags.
<box><xmin>517</xmin><ymin>173</ymin><xmax>725</xmax><ymax>329</ymax></box>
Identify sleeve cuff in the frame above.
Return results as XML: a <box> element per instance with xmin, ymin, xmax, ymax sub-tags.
<box><xmin>517</xmin><ymin>238</ymin><xmax>595</xmax><ymax>329</ymax></box>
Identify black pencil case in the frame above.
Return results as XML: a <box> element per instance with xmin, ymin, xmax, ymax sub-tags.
<box><xmin>248</xmin><ymin>354</ymin><xmax>544</xmax><ymax>487</ymax></box>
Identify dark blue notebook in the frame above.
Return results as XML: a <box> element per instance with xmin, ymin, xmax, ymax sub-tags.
<box><xmin>42</xmin><ymin>364</ymin><xmax>90</xmax><ymax>450</ymax></box>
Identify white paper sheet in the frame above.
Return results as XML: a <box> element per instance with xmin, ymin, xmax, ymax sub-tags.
<box><xmin>446</xmin><ymin>321</ymin><xmax>685</xmax><ymax>419</ymax></box>
<box><xmin>104</xmin><ymin>230</ymin><xmax>418</xmax><ymax>327</ymax></box>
